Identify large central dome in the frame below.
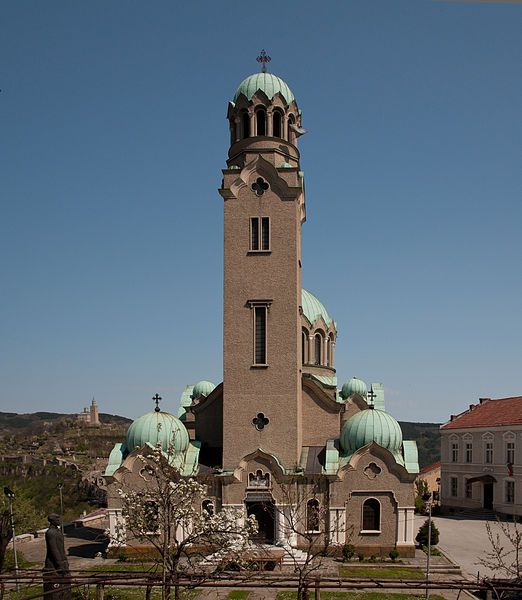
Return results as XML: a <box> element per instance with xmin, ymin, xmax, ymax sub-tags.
<box><xmin>301</xmin><ymin>289</ymin><xmax>333</xmax><ymax>326</ymax></box>
<box><xmin>233</xmin><ymin>73</ymin><xmax>295</xmax><ymax>104</ymax></box>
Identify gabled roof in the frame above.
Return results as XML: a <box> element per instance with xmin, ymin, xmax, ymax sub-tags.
<box><xmin>441</xmin><ymin>396</ymin><xmax>522</xmax><ymax>430</ymax></box>
<box><xmin>418</xmin><ymin>461</ymin><xmax>441</xmax><ymax>476</ymax></box>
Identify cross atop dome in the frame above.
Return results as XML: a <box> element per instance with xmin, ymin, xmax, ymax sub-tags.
<box><xmin>152</xmin><ymin>393</ymin><xmax>162</xmax><ymax>413</ymax></box>
<box><xmin>256</xmin><ymin>49</ymin><xmax>271</xmax><ymax>73</ymax></box>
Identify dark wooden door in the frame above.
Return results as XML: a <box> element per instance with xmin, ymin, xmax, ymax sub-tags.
<box><xmin>484</xmin><ymin>482</ymin><xmax>494</xmax><ymax>509</ymax></box>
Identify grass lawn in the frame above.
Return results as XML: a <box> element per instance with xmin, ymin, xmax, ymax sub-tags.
<box><xmin>88</xmin><ymin>563</ymin><xmax>162</xmax><ymax>573</ymax></box>
<box><xmin>227</xmin><ymin>591</ymin><xmax>251</xmax><ymax>600</ymax></box>
<box><xmin>277</xmin><ymin>593</ymin><xmax>444</xmax><ymax>600</ymax></box>
<box><xmin>339</xmin><ymin>566</ymin><xmax>425</xmax><ymax>580</ymax></box>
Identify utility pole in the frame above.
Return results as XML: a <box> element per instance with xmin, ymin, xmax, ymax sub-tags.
<box><xmin>423</xmin><ymin>491</ymin><xmax>433</xmax><ymax>599</ymax></box>
<box><xmin>57</xmin><ymin>483</ymin><xmax>64</xmax><ymax>527</ymax></box>
<box><xmin>3</xmin><ymin>487</ymin><xmax>19</xmax><ymax>591</ymax></box>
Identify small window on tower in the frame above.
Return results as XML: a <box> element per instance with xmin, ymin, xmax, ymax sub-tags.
<box><xmin>273</xmin><ymin>111</ymin><xmax>282</xmax><ymax>138</ymax></box>
<box><xmin>256</xmin><ymin>109</ymin><xmax>266</xmax><ymax>136</ymax></box>
<box><xmin>250</xmin><ymin>217</ymin><xmax>270</xmax><ymax>252</ymax></box>
<box><xmin>242</xmin><ymin>111</ymin><xmax>250</xmax><ymax>139</ymax></box>
<box><xmin>254</xmin><ymin>306</ymin><xmax>267</xmax><ymax>365</ymax></box>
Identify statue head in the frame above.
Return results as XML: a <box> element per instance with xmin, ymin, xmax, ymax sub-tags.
<box><xmin>48</xmin><ymin>513</ymin><xmax>60</xmax><ymax>527</ymax></box>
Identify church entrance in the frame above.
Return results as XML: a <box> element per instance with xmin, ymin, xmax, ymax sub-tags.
<box><xmin>246</xmin><ymin>499</ymin><xmax>275</xmax><ymax>544</ymax></box>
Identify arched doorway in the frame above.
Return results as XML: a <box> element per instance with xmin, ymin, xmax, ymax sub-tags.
<box><xmin>246</xmin><ymin>497</ymin><xmax>275</xmax><ymax>544</ymax></box>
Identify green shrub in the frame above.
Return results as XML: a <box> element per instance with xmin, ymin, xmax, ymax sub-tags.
<box><xmin>422</xmin><ymin>545</ymin><xmax>441</xmax><ymax>556</ymax></box>
<box><xmin>342</xmin><ymin>544</ymin><xmax>356</xmax><ymax>562</ymax></box>
<box><xmin>415</xmin><ymin>519</ymin><xmax>439</xmax><ymax>547</ymax></box>
<box><xmin>389</xmin><ymin>548</ymin><xmax>400</xmax><ymax>562</ymax></box>
<box><xmin>357</xmin><ymin>553</ymin><xmax>364</xmax><ymax>562</ymax></box>
<box><xmin>117</xmin><ymin>550</ymin><xmax>128</xmax><ymax>563</ymax></box>
<box><xmin>368</xmin><ymin>555</ymin><xmax>377</xmax><ymax>563</ymax></box>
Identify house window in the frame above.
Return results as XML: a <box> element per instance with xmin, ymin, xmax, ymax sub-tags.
<box><xmin>485</xmin><ymin>442</ymin><xmax>493</xmax><ymax>464</ymax></box>
<box><xmin>507</xmin><ymin>442</ymin><xmax>515</xmax><ymax>465</ymax></box>
<box><xmin>362</xmin><ymin>498</ymin><xmax>380</xmax><ymax>531</ymax></box>
<box><xmin>450</xmin><ymin>477</ymin><xmax>458</xmax><ymax>498</ymax></box>
<box><xmin>506</xmin><ymin>481</ymin><xmax>515</xmax><ymax>504</ymax></box>
<box><xmin>465</xmin><ymin>480</ymin><xmax>472</xmax><ymax>499</ymax></box>
<box><xmin>451</xmin><ymin>442</ymin><xmax>459</xmax><ymax>463</ymax></box>
<box><xmin>306</xmin><ymin>499</ymin><xmax>320</xmax><ymax>533</ymax></box>
<box><xmin>250</xmin><ymin>217</ymin><xmax>270</xmax><ymax>251</ymax></box>
<box><xmin>466</xmin><ymin>443</ymin><xmax>473</xmax><ymax>463</ymax></box>
<box><xmin>314</xmin><ymin>333</ymin><xmax>322</xmax><ymax>365</ymax></box>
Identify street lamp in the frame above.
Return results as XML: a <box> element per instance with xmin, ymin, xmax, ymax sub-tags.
<box><xmin>422</xmin><ymin>491</ymin><xmax>433</xmax><ymax>600</ymax></box>
<box><xmin>57</xmin><ymin>483</ymin><xmax>64</xmax><ymax>528</ymax></box>
<box><xmin>3</xmin><ymin>486</ymin><xmax>19</xmax><ymax>591</ymax></box>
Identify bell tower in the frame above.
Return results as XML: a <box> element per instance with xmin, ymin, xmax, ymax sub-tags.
<box><xmin>219</xmin><ymin>56</ymin><xmax>306</xmax><ymax>470</ymax></box>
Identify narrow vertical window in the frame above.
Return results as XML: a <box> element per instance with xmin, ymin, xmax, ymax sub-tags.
<box><xmin>256</xmin><ymin>109</ymin><xmax>266</xmax><ymax>136</ymax></box>
<box><xmin>314</xmin><ymin>333</ymin><xmax>322</xmax><ymax>365</ymax></box>
<box><xmin>306</xmin><ymin>499</ymin><xmax>320</xmax><ymax>532</ymax></box>
<box><xmin>485</xmin><ymin>442</ymin><xmax>493</xmax><ymax>464</ymax></box>
<box><xmin>466</xmin><ymin>443</ymin><xmax>473</xmax><ymax>463</ymax></box>
<box><xmin>451</xmin><ymin>442</ymin><xmax>459</xmax><ymax>463</ymax></box>
<box><xmin>506</xmin><ymin>481</ymin><xmax>515</xmax><ymax>504</ymax></box>
<box><xmin>261</xmin><ymin>217</ymin><xmax>269</xmax><ymax>250</ymax></box>
<box><xmin>450</xmin><ymin>477</ymin><xmax>458</xmax><ymax>497</ymax></box>
<box><xmin>254</xmin><ymin>306</ymin><xmax>267</xmax><ymax>365</ymax></box>
<box><xmin>301</xmin><ymin>331</ymin><xmax>306</xmax><ymax>364</ymax></box>
<box><xmin>242</xmin><ymin>111</ymin><xmax>250</xmax><ymax>139</ymax></box>
<box><xmin>251</xmin><ymin>218</ymin><xmax>259</xmax><ymax>251</ymax></box>
<box><xmin>507</xmin><ymin>441</ymin><xmax>515</xmax><ymax>464</ymax></box>
<box><xmin>273</xmin><ymin>111</ymin><xmax>282</xmax><ymax>137</ymax></box>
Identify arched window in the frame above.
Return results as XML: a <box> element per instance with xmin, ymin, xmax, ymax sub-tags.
<box><xmin>328</xmin><ymin>333</ymin><xmax>335</xmax><ymax>367</ymax></box>
<box><xmin>242</xmin><ymin>111</ymin><xmax>250</xmax><ymax>139</ymax></box>
<box><xmin>362</xmin><ymin>498</ymin><xmax>380</xmax><ymax>531</ymax></box>
<box><xmin>273</xmin><ymin>111</ymin><xmax>282</xmax><ymax>138</ymax></box>
<box><xmin>288</xmin><ymin>114</ymin><xmax>296</xmax><ymax>144</ymax></box>
<box><xmin>302</xmin><ymin>329</ymin><xmax>308</xmax><ymax>364</ymax></box>
<box><xmin>256</xmin><ymin>109</ymin><xmax>266</xmax><ymax>136</ymax></box>
<box><xmin>306</xmin><ymin>499</ymin><xmax>320</xmax><ymax>532</ymax></box>
<box><xmin>314</xmin><ymin>333</ymin><xmax>322</xmax><ymax>365</ymax></box>
<box><xmin>202</xmin><ymin>500</ymin><xmax>214</xmax><ymax>516</ymax></box>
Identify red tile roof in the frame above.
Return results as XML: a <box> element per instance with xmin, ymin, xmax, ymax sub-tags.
<box><xmin>418</xmin><ymin>461</ymin><xmax>441</xmax><ymax>475</ymax></box>
<box><xmin>441</xmin><ymin>396</ymin><xmax>522</xmax><ymax>430</ymax></box>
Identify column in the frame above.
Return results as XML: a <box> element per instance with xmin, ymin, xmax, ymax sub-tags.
<box><xmin>328</xmin><ymin>508</ymin><xmax>345</xmax><ymax>545</ymax></box>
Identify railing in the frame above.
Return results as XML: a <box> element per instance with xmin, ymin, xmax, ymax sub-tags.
<box><xmin>1</xmin><ymin>570</ymin><xmax>521</xmax><ymax>600</ymax></box>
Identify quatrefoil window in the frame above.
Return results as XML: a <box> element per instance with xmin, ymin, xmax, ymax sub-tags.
<box><xmin>251</xmin><ymin>177</ymin><xmax>269</xmax><ymax>197</ymax></box>
<box><xmin>252</xmin><ymin>412</ymin><xmax>270</xmax><ymax>431</ymax></box>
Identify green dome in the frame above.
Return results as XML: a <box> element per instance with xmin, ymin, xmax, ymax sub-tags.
<box><xmin>301</xmin><ymin>289</ymin><xmax>333</xmax><ymax>326</ymax></box>
<box><xmin>340</xmin><ymin>377</ymin><xmax>368</xmax><ymax>400</ymax></box>
<box><xmin>234</xmin><ymin>73</ymin><xmax>295</xmax><ymax>105</ymax></box>
<box><xmin>126</xmin><ymin>411</ymin><xmax>189</xmax><ymax>455</ymax></box>
<box><xmin>340</xmin><ymin>408</ymin><xmax>403</xmax><ymax>454</ymax></box>
<box><xmin>191</xmin><ymin>380</ymin><xmax>216</xmax><ymax>400</ymax></box>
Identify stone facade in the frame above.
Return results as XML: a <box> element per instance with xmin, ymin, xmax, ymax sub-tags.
<box><xmin>104</xmin><ymin>67</ymin><xmax>419</xmax><ymax>557</ymax></box>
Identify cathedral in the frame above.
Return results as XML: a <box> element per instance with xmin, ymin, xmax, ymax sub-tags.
<box><xmin>104</xmin><ymin>61</ymin><xmax>419</xmax><ymax>557</ymax></box>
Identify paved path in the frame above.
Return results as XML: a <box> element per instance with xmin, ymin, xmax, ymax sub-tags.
<box><xmin>414</xmin><ymin>513</ymin><xmax>512</xmax><ymax>581</ymax></box>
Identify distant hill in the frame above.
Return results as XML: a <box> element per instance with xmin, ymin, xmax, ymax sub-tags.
<box><xmin>0</xmin><ymin>411</ymin><xmax>131</xmax><ymax>432</ymax></box>
<box><xmin>399</xmin><ymin>421</ymin><xmax>441</xmax><ymax>469</ymax></box>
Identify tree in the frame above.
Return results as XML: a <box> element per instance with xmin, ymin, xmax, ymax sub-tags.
<box><xmin>108</xmin><ymin>445</ymin><xmax>257</xmax><ymax>600</ymax></box>
<box><xmin>267</xmin><ymin>480</ymin><xmax>349</xmax><ymax>600</ymax></box>
<box><xmin>415</xmin><ymin>479</ymin><xmax>429</xmax><ymax>514</ymax></box>
<box><xmin>415</xmin><ymin>518</ymin><xmax>439</xmax><ymax>547</ymax></box>
<box><xmin>479</xmin><ymin>517</ymin><xmax>522</xmax><ymax>579</ymax></box>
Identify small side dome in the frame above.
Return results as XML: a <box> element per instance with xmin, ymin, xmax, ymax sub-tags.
<box><xmin>126</xmin><ymin>411</ymin><xmax>189</xmax><ymax>455</ymax></box>
<box><xmin>301</xmin><ymin>289</ymin><xmax>333</xmax><ymax>327</ymax></box>
<box><xmin>340</xmin><ymin>377</ymin><xmax>368</xmax><ymax>400</ymax></box>
<box><xmin>340</xmin><ymin>408</ymin><xmax>403</xmax><ymax>454</ymax></box>
<box><xmin>234</xmin><ymin>73</ymin><xmax>295</xmax><ymax>105</ymax></box>
<box><xmin>191</xmin><ymin>380</ymin><xmax>216</xmax><ymax>400</ymax></box>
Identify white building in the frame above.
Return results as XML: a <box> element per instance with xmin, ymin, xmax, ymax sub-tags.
<box><xmin>440</xmin><ymin>396</ymin><xmax>522</xmax><ymax>517</ymax></box>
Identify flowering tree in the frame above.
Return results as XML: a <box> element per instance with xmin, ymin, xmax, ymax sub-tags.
<box><xmin>108</xmin><ymin>445</ymin><xmax>257</xmax><ymax>600</ymax></box>
<box><xmin>479</xmin><ymin>517</ymin><xmax>522</xmax><ymax>579</ymax></box>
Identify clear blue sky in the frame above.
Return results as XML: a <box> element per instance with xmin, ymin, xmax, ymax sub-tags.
<box><xmin>1</xmin><ymin>1</ymin><xmax>521</xmax><ymax>423</ymax></box>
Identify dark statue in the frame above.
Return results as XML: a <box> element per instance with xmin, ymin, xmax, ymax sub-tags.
<box><xmin>43</xmin><ymin>514</ymin><xmax>71</xmax><ymax>600</ymax></box>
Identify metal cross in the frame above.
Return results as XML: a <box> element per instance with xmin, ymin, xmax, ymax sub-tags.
<box><xmin>367</xmin><ymin>386</ymin><xmax>376</xmax><ymax>407</ymax></box>
<box><xmin>152</xmin><ymin>393</ymin><xmax>162</xmax><ymax>412</ymax></box>
<box><xmin>256</xmin><ymin>50</ymin><xmax>271</xmax><ymax>73</ymax></box>
<box><xmin>251</xmin><ymin>177</ymin><xmax>269</xmax><ymax>196</ymax></box>
<box><xmin>252</xmin><ymin>412</ymin><xmax>270</xmax><ymax>431</ymax></box>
